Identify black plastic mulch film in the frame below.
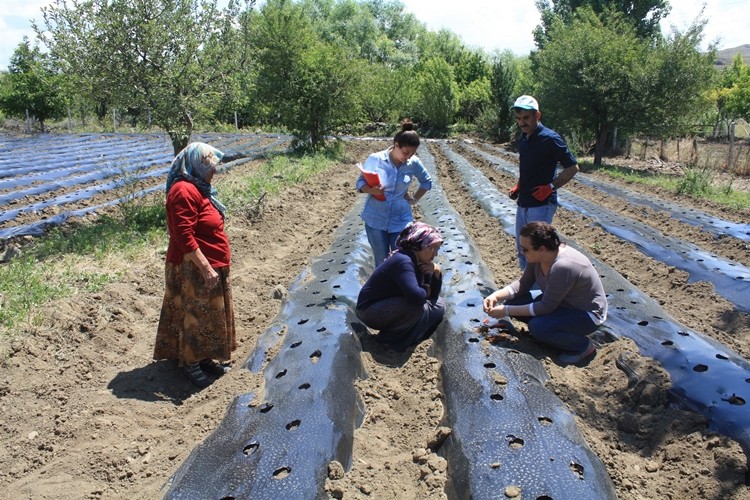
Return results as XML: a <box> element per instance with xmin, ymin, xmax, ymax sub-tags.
<box><xmin>462</xmin><ymin>143</ymin><xmax>750</xmax><ymax>313</ymax></box>
<box><xmin>438</xmin><ymin>141</ymin><xmax>750</xmax><ymax>470</ymax></box>
<box><xmin>164</xmin><ymin>141</ymin><xmax>619</xmax><ymax>499</ymax></box>
<box><xmin>3</xmin><ymin>134</ymin><xmax>746</xmax><ymax>497</ymax></box>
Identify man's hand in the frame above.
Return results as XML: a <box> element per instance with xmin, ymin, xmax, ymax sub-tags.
<box><xmin>532</xmin><ymin>183</ymin><xmax>555</xmax><ymax>201</ymax></box>
<box><xmin>508</xmin><ymin>184</ymin><xmax>520</xmax><ymax>200</ymax></box>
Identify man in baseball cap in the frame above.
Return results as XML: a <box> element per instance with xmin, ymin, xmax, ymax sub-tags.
<box><xmin>508</xmin><ymin>95</ymin><xmax>579</xmax><ymax>268</ymax></box>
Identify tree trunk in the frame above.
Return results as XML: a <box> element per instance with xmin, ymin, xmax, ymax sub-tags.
<box><xmin>593</xmin><ymin>123</ymin><xmax>609</xmax><ymax>166</ymax></box>
<box><xmin>610</xmin><ymin>127</ymin><xmax>618</xmax><ymax>153</ymax></box>
<box><xmin>168</xmin><ymin>111</ymin><xmax>194</xmax><ymax>155</ymax></box>
<box><xmin>169</xmin><ymin>131</ymin><xmax>191</xmax><ymax>156</ymax></box>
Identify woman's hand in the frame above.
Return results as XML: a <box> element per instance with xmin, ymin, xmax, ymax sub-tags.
<box><xmin>185</xmin><ymin>249</ymin><xmax>220</xmax><ymax>289</ymax></box>
<box><xmin>203</xmin><ymin>267</ymin><xmax>220</xmax><ymax>288</ymax></box>
<box><xmin>483</xmin><ymin>292</ymin><xmax>499</xmax><ymax>313</ymax></box>
<box><xmin>486</xmin><ymin>305</ymin><xmax>507</xmax><ymax>318</ymax></box>
<box><xmin>364</xmin><ymin>184</ymin><xmax>385</xmax><ymax>199</ymax></box>
<box><xmin>418</xmin><ymin>261</ymin><xmax>438</xmax><ymax>276</ymax></box>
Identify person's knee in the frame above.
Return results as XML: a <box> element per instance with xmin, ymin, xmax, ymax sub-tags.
<box><xmin>527</xmin><ymin>318</ymin><xmax>550</xmax><ymax>340</ymax></box>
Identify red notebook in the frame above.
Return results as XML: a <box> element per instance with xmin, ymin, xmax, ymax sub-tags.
<box><xmin>357</xmin><ymin>163</ymin><xmax>385</xmax><ymax>201</ymax></box>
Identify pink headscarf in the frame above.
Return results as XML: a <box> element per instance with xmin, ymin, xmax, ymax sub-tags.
<box><xmin>395</xmin><ymin>222</ymin><xmax>443</xmax><ymax>252</ymax></box>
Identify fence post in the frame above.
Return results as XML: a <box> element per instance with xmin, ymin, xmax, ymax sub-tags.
<box><xmin>728</xmin><ymin>122</ymin><xmax>735</xmax><ymax>172</ymax></box>
<box><xmin>690</xmin><ymin>137</ymin><xmax>698</xmax><ymax>165</ymax></box>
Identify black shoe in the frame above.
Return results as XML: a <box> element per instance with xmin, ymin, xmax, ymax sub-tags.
<box><xmin>184</xmin><ymin>364</ymin><xmax>212</xmax><ymax>389</ymax></box>
<box><xmin>200</xmin><ymin>359</ymin><xmax>232</xmax><ymax>377</ymax></box>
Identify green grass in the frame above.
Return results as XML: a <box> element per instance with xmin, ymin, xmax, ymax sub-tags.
<box><xmin>0</xmin><ymin>146</ymin><xmax>344</xmax><ymax>338</ymax></box>
<box><xmin>220</xmin><ymin>143</ymin><xmax>344</xmax><ymax>221</ymax></box>
<box><xmin>0</xmin><ymin>200</ymin><xmax>167</xmax><ymax>333</ymax></box>
<box><xmin>581</xmin><ymin>161</ymin><xmax>750</xmax><ymax>210</ymax></box>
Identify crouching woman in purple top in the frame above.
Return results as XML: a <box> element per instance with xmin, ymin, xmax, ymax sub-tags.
<box><xmin>483</xmin><ymin>221</ymin><xmax>608</xmax><ymax>365</ymax></box>
<box><xmin>355</xmin><ymin>222</ymin><xmax>445</xmax><ymax>352</ymax></box>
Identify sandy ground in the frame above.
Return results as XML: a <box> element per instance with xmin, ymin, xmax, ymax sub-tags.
<box><xmin>1</xmin><ymin>137</ymin><xmax>749</xmax><ymax>499</ymax></box>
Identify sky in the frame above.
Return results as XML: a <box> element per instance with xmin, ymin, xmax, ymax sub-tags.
<box><xmin>0</xmin><ymin>0</ymin><xmax>748</xmax><ymax>72</ymax></box>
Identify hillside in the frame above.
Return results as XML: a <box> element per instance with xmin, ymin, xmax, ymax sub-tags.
<box><xmin>715</xmin><ymin>43</ymin><xmax>750</xmax><ymax>67</ymax></box>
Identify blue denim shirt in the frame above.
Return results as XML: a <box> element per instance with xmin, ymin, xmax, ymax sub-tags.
<box><xmin>357</xmin><ymin>148</ymin><xmax>432</xmax><ymax>233</ymax></box>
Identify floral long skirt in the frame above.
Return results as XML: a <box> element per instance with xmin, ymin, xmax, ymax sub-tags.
<box><xmin>153</xmin><ymin>259</ymin><xmax>236</xmax><ymax>365</ymax></box>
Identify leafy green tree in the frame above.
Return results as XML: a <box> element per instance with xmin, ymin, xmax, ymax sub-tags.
<box><xmin>640</xmin><ymin>21</ymin><xmax>716</xmax><ymax>138</ymax></box>
<box><xmin>724</xmin><ymin>71</ymin><xmax>750</xmax><ymax>123</ymax></box>
<box><xmin>363</xmin><ymin>0</ymin><xmax>424</xmax><ymax>67</ymax></box>
<box><xmin>534</xmin><ymin>7</ymin><xmax>714</xmax><ymax>165</ymax></box>
<box><xmin>36</xmin><ymin>0</ymin><xmax>247</xmax><ymax>153</ymax></box>
<box><xmin>533</xmin><ymin>0</ymin><xmax>670</xmax><ymax>48</ymax></box>
<box><xmin>713</xmin><ymin>54</ymin><xmax>750</xmax><ymax>129</ymax></box>
<box><xmin>301</xmin><ymin>0</ymin><xmax>425</xmax><ymax>67</ymax></box>
<box><xmin>457</xmin><ymin>77</ymin><xmax>491</xmax><ymax>124</ymax></box>
<box><xmin>416</xmin><ymin>57</ymin><xmax>457</xmax><ymax>135</ymax></box>
<box><xmin>418</xmin><ymin>29</ymin><xmax>465</xmax><ymax>66</ymax></box>
<box><xmin>357</xmin><ymin>63</ymin><xmax>419</xmax><ymax>123</ymax></box>
<box><xmin>481</xmin><ymin>50</ymin><xmax>522</xmax><ymax>141</ymax></box>
<box><xmin>0</xmin><ymin>37</ymin><xmax>67</xmax><ymax>132</ymax></box>
<box><xmin>534</xmin><ymin>10</ymin><xmax>645</xmax><ymax>162</ymax></box>
<box><xmin>253</xmin><ymin>0</ymin><xmax>361</xmax><ymax>149</ymax></box>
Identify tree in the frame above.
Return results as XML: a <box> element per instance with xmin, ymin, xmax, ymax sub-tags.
<box><xmin>713</xmin><ymin>54</ymin><xmax>750</xmax><ymax>130</ymax></box>
<box><xmin>485</xmin><ymin>50</ymin><xmax>521</xmax><ymax>141</ymax></box>
<box><xmin>357</xmin><ymin>63</ymin><xmax>419</xmax><ymax>124</ymax></box>
<box><xmin>416</xmin><ymin>57</ymin><xmax>458</xmax><ymax>135</ymax></box>
<box><xmin>533</xmin><ymin>0</ymin><xmax>670</xmax><ymax>49</ymax></box>
<box><xmin>36</xmin><ymin>0</ymin><xmax>247</xmax><ymax>154</ymax></box>
<box><xmin>457</xmin><ymin>77</ymin><xmax>491</xmax><ymax>124</ymax></box>
<box><xmin>534</xmin><ymin>7</ymin><xmax>715</xmax><ymax>165</ymax></box>
<box><xmin>640</xmin><ymin>20</ymin><xmax>717</xmax><ymax>138</ymax></box>
<box><xmin>0</xmin><ymin>37</ymin><xmax>67</xmax><ymax>132</ymax></box>
<box><xmin>253</xmin><ymin>0</ymin><xmax>361</xmax><ymax>149</ymax></box>
<box><xmin>725</xmin><ymin>71</ymin><xmax>750</xmax><ymax>122</ymax></box>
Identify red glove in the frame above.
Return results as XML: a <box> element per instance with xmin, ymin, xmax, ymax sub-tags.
<box><xmin>532</xmin><ymin>183</ymin><xmax>555</xmax><ymax>202</ymax></box>
<box><xmin>508</xmin><ymin>184</ymin><xmax>520</xmax><ymax>200</ymax></box>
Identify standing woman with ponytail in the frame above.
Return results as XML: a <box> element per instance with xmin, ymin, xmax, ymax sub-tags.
<box><xmin>154</xmin><ymin>142</ymin><xmax>236</xmax><ymax>389</ymax></box>
<box><xmin>356</xmin><ymin>119</ymin><xmax>433</xmax><ymax>267</ymax></box>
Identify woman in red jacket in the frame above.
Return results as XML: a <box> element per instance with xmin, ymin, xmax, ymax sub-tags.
<box><xmin>154</xmin><ymin>142</ymin><xmax>236</xmax><ymax>389</ymax></box>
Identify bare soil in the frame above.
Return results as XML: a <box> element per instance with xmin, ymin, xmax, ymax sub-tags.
<box><xmin>1</xmin><ymin>137</ymin><xmax>749</xmax><ymax>499</ymax></box>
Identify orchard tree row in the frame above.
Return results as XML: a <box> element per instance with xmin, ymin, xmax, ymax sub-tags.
<box><xmin>0</xmin><ymin>0</ymin><xmax>748</xmax><ymax>163</ymax></box>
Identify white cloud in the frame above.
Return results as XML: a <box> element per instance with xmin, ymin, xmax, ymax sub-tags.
<box><xmin>0</xmin><ymin>0</ymin><xmax>51</xmax><ymax>70</ymax></box>
<box><xmin>399</xmin><ymin>0</ymin><xmax>540</xmax><ymax>55</ymax></box>
<box><xmin>661</xmin><ymin>0</ymin><xmax>750</xmax><ymax>51</ymax></box>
